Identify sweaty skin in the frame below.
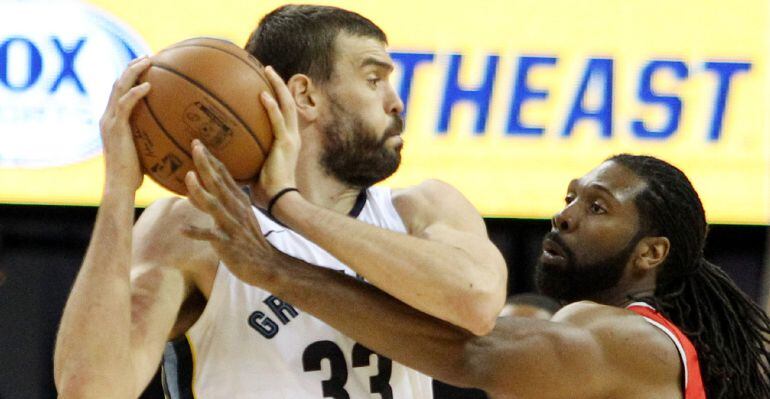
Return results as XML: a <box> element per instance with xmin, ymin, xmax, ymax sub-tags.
<box><xmin>53</xmin><ymin>32</ymin><xmax>507</xmax><ymax>398</ymax></box>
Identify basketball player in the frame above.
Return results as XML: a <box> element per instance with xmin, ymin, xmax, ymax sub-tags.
<box><xmin>184</xmin><ymin>149</ymin><xmax>770</xmax><ymax>398</ymax></box>
<box><xmin>53</xmin><ymin>5</ymin><xmax>507</xmax><ymax>398</ymax></box>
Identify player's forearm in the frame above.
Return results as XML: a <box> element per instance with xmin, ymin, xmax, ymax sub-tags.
<box><xmin>54</xmin><ymin>187</ymin><xmax>137</xmax><ymax>398</ymax></box>
<box><xmin>265</xmin><ymin>255</ymin><xmax>599</xmax><ymax>399</ymax></box>
<box><xmin>263</xmin><ymin>251</ymin><xmax>485</xmax><ymax>387</ymax></box>
<box><xmin>464</xmin><ymin>317</ymin><xmax>610</xmax><ymax>399</ymax></box>
<box><xmin>274</xmin><ymin>193</ymin><xmax>503</xmax><ymax>335</ymax></box>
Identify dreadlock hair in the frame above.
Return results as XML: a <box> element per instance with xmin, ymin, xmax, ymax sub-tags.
<box><xmin>609</xmin><ymin>154</ymin><xmax>770</xmax><ymax>398</ymax></box>
<box><xmin>244</xmin><ymin>4</ymin><xmax>387</xmax><ymax>83</ymax></box>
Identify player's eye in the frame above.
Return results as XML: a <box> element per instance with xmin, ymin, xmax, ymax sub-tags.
<box><xmin>590</xmin><ymin>201</ymin><xmax>606</xmax><ymax>214</ymax></box>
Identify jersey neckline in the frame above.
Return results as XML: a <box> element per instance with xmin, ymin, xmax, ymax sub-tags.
<box><xmin>257</xmin><ymin>189</ymin><xmax>368</xmax><ymax>226</ymax></box>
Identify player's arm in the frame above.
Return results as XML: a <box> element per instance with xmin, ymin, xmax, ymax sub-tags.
<box><xmin>55</xmin><ymin>197</ymin><xmax>213</xmax><ymax>398</ymax></box>
<box><xmin>53</xmin><ymin>58</ymin><xmax>214</xmax><ymax>398</ymax></box>
<box><xmin>53</xmin><ymin>182</ymin><xmax>142</xmax><ymax>398</ymax></box>
<box><xmin>256</xmin><ymin>263</ymin><xmax>680</xmax><ymax>399</ymax></box>
<box><xmin>276</xmin><ymin>179</ymin><xmax>505</xmax><ymax>335</ymax></box>
<box><xmin>462</xmin><ymin>302</ymin><xmax>681</xmax><ymax>399</ymax></box>
<box><xmin>129</xmin><ymin>198</ymin><xmax>217</xmax><ymax>390</ymax></box>
<box><xmin>183</xmin><ymin>142</ymin><xmax>680</xmax><ymax>399</ymax></box>
<box><xmin>252</xmin><ymin>67</ymin><xmax>506</xmax><ymax>335</ymax></box>
<box><xmin>183</xmin><ymin>213</ymin><xmax>675</xmax><ymax>399</ymax></box>
<box><xmin>54</xmin><ymin>57</ymin><xmax>153</xmax><ymax>398</ymax></box>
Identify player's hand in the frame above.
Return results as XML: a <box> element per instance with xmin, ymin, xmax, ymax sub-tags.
<box><xmin>99</xmin><ymin>56</ymin><xmax>152</xmax><ymax>193</ymax></box>
<box><xmin>182</xmin><ymin>140</ymin><xmax>281</xmax><ymax>286</ymax></box>
<box><xmin>250</xmin><ymin>65</ymin><xmax>301</xmax><ymax>208</ymax></box>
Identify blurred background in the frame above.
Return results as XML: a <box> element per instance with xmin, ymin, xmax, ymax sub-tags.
<box><xmin>0</xmin><ymin>0</ymin><xmax>768</xmax><ymax>397</ymax></box>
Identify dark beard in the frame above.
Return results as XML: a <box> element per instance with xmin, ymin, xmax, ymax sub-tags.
<box><xmin>320</xmin><ymin>98</ymin><xmax>403</xmax><ymax>188</ymax></box>
<box><xmin>535</xmin><ymin>231</ymin><xmax>641</xmax><ymax>303</ymax></box>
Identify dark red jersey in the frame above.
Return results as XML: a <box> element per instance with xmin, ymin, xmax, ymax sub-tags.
<box><xmin>627</xmin><ymin>302</ymin><xmax>706</xmax><ymax>399</ymax></box>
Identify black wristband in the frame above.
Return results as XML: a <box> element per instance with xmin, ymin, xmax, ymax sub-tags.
<box><xmin>267</xmin><ymin>187</ymin><xmax>299</xmax><ymax>217</ymax></box>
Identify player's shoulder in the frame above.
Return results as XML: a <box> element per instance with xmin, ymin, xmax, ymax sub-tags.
<box><xmin>555</xmin><ymin>301</ymin><xmax>682</xmax><ymax>386</ymax></box>
<box><xmin>555</xmin><ymin>301</ymin><xmax>677</xmax><ymax>344</ymax></box>
<box><xmin>139</xmin><ymin>196</ymin><xmax>211</xmax><ymax>225</ymax></box>
<box><xmin>392</xmin><ymin>179</ymin><xmax>463</xmax><ymax>206</ymax></box>
<box><xmin>550</xmin><ymin>301</ymin><xmax>639</xmax><ymax>348</ymax></box>
<box><xmin>391</xmin><ymin>179</ymin><xmax>481</xmax><ymax>228</ymax></box>
<box><xmin>551</xmin><ymin>300</ymin><xmax>620</xmax><ymax>323</ymax></box>
<box><xmin>133</xmin><ymin>197</ymin><xmax>218</xmax><ymax>272</ymax></box>
<box><xmin>134</xmin><ymin>197</ymin><xmax>218</xmax><ymax>240</ymax></box>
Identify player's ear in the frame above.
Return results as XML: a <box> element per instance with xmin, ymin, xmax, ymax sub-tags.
<box><xmin>286</xmin><ymin>74</ymin><xmax>319</xmax><ymax>122</ymax></box>
<box><xmin>634</xmin><ymin>236</ymin><xmax>670</xmax><ymax>272</ymax></box>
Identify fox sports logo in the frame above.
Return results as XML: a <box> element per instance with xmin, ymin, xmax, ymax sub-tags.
<box><xmin>0</xmin><ymin>0</ymin><xmax>151</xmax><ymax>167</ymax></box>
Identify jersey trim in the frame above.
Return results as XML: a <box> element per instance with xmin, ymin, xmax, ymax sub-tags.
<box><xmin>162</xmin><ymin>334</ymin><xmax>198</xmax><ymax>399</ymax></box>
<box><xmin>627</xmin><ymin>301</ymin><xmax>689</xmax><ymax>386</ymax></box>
<box><xmin>626</xmin><ymin>301</ymin><xmax>706</xmax><ymax>399</ymax></box>
<box><xmin>349</xmin><ymin>189</ymin><xmax>367</xmax><ymax>218</ymax></box>
<box><xmin>639</xmin><ymin>316</ymin><xmax>690</xmax><ymax>388</ymax></box>
<box><xmin>256</xmin><ymin>189</ymin><xmax>368</xmax><ymax>225</ymax></box>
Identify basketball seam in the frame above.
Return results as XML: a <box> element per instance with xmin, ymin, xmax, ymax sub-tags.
<box><xmin>151</xmin><ymin>63</ymin><xmax>269</xmax><ymax>155</ymax></box>
<box><xmin>164</xmin><ymin>42</ymin><xmax>262</xmax><ymax>73</ymax></box>
<box><xmin>161</xmin><ymin>42</ymin><xmax>274</xmax><ymax>94</ymax></box>
<box><xmin>141</xmin><ymin>96</ymin><xmax>193</xmax><ymax>159</ymax></box>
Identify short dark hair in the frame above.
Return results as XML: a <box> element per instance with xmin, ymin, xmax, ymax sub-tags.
<box><xmin>609</xmin><ymin>154</ymin><xmax>770</xmax><ymax>398</ymax></box>
<box><xmin>245</xmin><ymin>4</ymin><xmax>387</xmax><ymax>83</ymax></box>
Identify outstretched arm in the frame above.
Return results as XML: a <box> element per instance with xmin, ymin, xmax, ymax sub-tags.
<box><xmin>54</xmin><ymin>60</ymin><xmax>213</xmax><ymax>398</ymax></box>
<box><xmin>54</xmin><ymin>58</ymin><xmax>153</xmax><ymax>398</ymax></box>
<box><xmin>250</xmin><ymin>259</ymin><xmax>622</xmax><ymax>399</ymax></box>
<box><xmin>183</xmin><ymin>150</ymin><xmax>682</xmax><ymax>399</ymax></box>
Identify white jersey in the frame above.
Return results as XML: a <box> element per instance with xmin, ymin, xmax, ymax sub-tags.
<box><xmin>162</xmin><ymin>186</ymin><xmax>433</xmax><ymax>399</ymax></box>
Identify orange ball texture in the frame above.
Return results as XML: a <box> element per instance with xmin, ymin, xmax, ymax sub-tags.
<box><xmin>130</xmin><ymin>37</ymin><xmax>274</xmax><ymax>195</ymax></box>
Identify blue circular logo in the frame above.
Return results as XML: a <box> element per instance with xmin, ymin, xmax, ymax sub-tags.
<box><xmin>0</xmin><ymin>0</ymin><xmax>151</xmax><ymax>167</ymax></box>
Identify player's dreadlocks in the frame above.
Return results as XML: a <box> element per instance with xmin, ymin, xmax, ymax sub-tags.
<box><xmin>610</xmin><ymin>154</ymin><xmax>770</xmax><ymax>398</ymax></box>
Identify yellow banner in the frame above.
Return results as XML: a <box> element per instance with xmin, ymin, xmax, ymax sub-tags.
<box><xmin>1</xmin><ymin>0</ymin><xmax>767</xmax><ymax>224</ymax></box>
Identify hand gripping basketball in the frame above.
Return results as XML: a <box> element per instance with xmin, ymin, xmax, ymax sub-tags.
<box><xmin>249</xmin><ymin>66</ymin><xmax>301</xmax><ymax>209</ymax></box>
<box><xmin>100</xmin><ymin>56</ymin><xmax>152</xmax><ymax>193</ymax></box>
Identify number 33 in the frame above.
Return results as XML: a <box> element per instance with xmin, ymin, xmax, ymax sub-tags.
<box><xmin>302</xmin><ymin>340</ymin><xmax>393</xmax><ymax>399</ymax></box>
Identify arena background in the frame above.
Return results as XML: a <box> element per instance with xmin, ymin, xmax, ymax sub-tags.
<box><xmin>0</xmin><ymin>0</ymin><xmax>768</xmax><ymax>397</ymax></box>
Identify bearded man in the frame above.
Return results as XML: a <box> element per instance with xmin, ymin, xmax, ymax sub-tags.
<box><xmin>54</xmin><ymin>5</ymin><xmax>507</xmax><ymax>398</ymax></box>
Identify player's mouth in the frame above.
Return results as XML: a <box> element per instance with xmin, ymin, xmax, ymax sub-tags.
<box><xmin>383</xmin><ymin>133</ymin><xmax>404</xmax><ymax>152</ymax></box>
<box><xmin>541</xmin><ymin>237</ymin><xmax>568</xmax><ymax>266</ymax></box>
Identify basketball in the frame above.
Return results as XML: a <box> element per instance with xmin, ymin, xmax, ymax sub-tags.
<box><xmin>129</xmin><ymin>37</ymin><xmax>274</xmax><ymax>195</ymax></box>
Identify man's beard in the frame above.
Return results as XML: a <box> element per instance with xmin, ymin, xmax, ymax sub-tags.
<box><xmin>535</xmin><ymin>231</ymin><xmax>641</xmax><ymax>303</ymax></box>
<box><xmin>320</xmin><ymin>98</ymin><xmax>404</xmax><ymax>188</ymax></box>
